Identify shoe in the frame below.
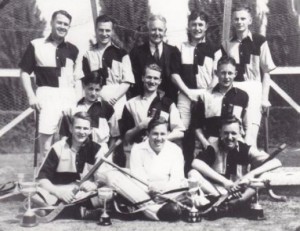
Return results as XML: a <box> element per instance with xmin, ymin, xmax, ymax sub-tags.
<box><xmin>79</xmin><ymin>206</ymin><xmax>101</xmax><ymax>220</ymax></box>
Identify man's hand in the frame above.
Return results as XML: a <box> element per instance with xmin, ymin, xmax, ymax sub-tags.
<box><xmin>28</xmin><ymin>95</ymin><xmax>41</xmax><ymax>111</ymax></box>
<box><xmin>186</xmin><ymin>90</ymin><xmax>200</xmax><ymax>102</ymax></box>
<box><xmin>102</xmin><ymin>95</ymin><xmax>118</xmax><ymax>106</ymax></box>
<box><xmin>55</xmin><ymin>188</ymin><xmax>76</xmax><ymax>203</ymax></box>
<box><xmin>80</xmin><ymin>181</ymin><xmax>97</xmax><ymax>192</ymax></box>
<box><xmin>223</xmin><ymin>180</ymin><xmax>242</xmax><ymax>199</ymax></box>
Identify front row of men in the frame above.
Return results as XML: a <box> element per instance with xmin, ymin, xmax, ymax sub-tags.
<box><xmin>35</xmin><ymin>110</ymin><xmax>281</xmax><ymax>221</ymax></box>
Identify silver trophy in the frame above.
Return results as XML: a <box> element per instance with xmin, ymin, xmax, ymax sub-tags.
<box><xmin>18</xmin><ymin>173</ymin><xmax>39</xmax><ymax>227</ymax></box>
<box><xmin>97</xmin><ymin>187</ymin><xmax>113</xmax><ymax>226</ymax></box>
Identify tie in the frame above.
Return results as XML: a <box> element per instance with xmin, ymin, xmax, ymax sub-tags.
<box><xmin>153</xmin><ymin>45</ymin><xmax>160</xmax><ymax>63</ymax></box>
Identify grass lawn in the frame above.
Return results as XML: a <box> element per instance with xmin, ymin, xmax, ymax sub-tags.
<box><xmin>0</xmin><ymin>148</ymin><xmax>299</xmax><ymax>231</ymax></box>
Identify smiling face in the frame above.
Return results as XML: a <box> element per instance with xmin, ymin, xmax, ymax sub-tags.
<box><xmin>232</xmin><ymin>9</ymin><xmax>252</xmax><ymax>34</ymax></box>
<box><xmin>96</xmin><ymin>21</ymin><xmax>113</xmax><ymax>47</ymax></box>
<box><xmin>71</xmin><ymin>117</ymin><xmax>92</xmax><ymax>145</ymax></box>
<box><xmin>84</xmin><ymin>83</ymin><xmax>101</xmax><ymax>103</ymax></box>
<box><xmin>148</xmin><ymin>19</ymin><xmax>166</xmax><ymax>45</ymax></box>
<box><xmin>220</xmin><ymin>122</ymin><xmax>240</xmax><ymax>150</ymax></box>
<box><xmin>148</xmin><ymin>123</ymin><xmax>168</xmax><ymax>154</ymax></box>
<box><xmin>217</xmin><ymin>63</ymin><xmax>236</xmax><ymax>90</ymax></box>
<box><xmin>142</xmin><ymin>67</ymin><xmax>161</xmax><ymax>93</ymax></box>
<box><xmin>188</xmin><ymin>17</ymin><xmax>207</xmax><ymax>43</ymax></box>
<box><xmin>51</xmin><ymin>13</ymin><xmax>71</xmax><ymax>41</ymax></box>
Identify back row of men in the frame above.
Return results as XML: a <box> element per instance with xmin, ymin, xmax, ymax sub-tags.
<box><xmin>19</xmin><ymin>3</ymin><xmax>276</xmax><ymax>175</ymax></box>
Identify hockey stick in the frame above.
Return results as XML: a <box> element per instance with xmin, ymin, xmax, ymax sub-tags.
<box><xmin>37</xmin><ymin>139</ymin><xmax>122</xmax><ymax>223</ymax></box>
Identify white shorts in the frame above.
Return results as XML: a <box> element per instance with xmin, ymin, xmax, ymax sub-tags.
<box><xmin>233</xmin><ymin>81</ymin><xmax>262</xmax><ymax>126</ymax></box>
<box><xmin>37</xmin><ymin>87</ymin><xmax>76</xmax><ymax>135</ymax></box>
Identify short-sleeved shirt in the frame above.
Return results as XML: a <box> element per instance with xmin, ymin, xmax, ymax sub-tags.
<box><xmin>130</xmin><ymin>139</ymin><xmax>185</xmax><ymax>183</ymax></box>
<box><xmin>120</xmin><ymin>92</ymin><xmax>185</xmax><ymax>143</ymax></box>
<box><xmin>191</xmin><ymin>85</ymin><xmax>249</xmax><ymax>137</ymax></box>
<box><xmin>37</xmin><ymin>137</ymin><xmax>110</xmax><ymax>185</ymax></box>
<box><xmin>172</xmin><ymin>40</ymin><xmax>215</xmax><ymax>89</ymax></box>
<box><xmin>196</xmin><ymin>139</ymin><xmax>269</xmax><ymax>179</ymax></box>
<box><xmin>19</xmin><ymin>35</ymin><xmax>79</xmax><ymax>88</ymax></box>
<box><xmin>215</xmin><ymin>32</ymin><xmax>276</xmax><ymax>82</ymax></box>
<box><xmin>82</xmin><ymin>43</ymin><xmax>134</xmax><ymax>86</ymax></box>
<box><xmin>59</xmin><ymin>98</ymin><xmax>114</xmax><ymax>143</ymax></box>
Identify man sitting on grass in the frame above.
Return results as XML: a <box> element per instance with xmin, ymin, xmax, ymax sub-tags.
<box><xmin>189</xmin><ymin>116</ymin><xmax>282</xmax><ymax>218</ymax></box>
<box><xmin>35</xmin><ymin>112</ymin><xmax>111</xmax><ymax>217</ymax></box>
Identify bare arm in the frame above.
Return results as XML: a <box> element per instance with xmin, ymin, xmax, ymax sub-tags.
<box><xmin>191</xmin><ymin>159</ymin><xmax>233</xmax><ymax>188</ymax></box>
<box><xmin>124</xmin><ymin>117</ymin><xmax>151</xmax><ymax>144</ymax></box>
<box><xmin>171</xmin><ymin>73</ymin><xmax>199</xmax><ymax>101</ymax></box>
<box><xmin>195</xmin><ymin>128</ymin><xmax>210</xmax><ymax>150</ymax></box>
<box><xmin>20</xmin><ymin>70</ymin><xmax>41</xmax><ymax>110</ymax></box>
<box><xmin>261</xmin><ymin>72</ymin><xmax>271</xmax><ymax>110</ymax></box>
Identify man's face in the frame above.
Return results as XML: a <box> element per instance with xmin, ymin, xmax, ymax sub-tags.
<box><xmin>142</xmin><ymin>68</ymin><xmax>161</xmax><ymax>93</ymax></box>
<box><xmin>71</xmin><ymin>118</ymin><xmax>92</xmax><ymax>144</ymax></box>
<box><xmin>188</xmin><ymin>17</ymin><xmax>207</xmax><ymax>42</ymax></box>
<box><xmin>96</xmin><ymin>21</ymin><xmax>113</xmax><ymax>46</ymax></box>
<box><xmin>148</xmin><ymin>19</ymin><xmax>166</xmax><ymax>45</ymax></box>
<box><xmin>84</xmin><ymin>83</ymin><xmax>101</xmax><ymax>103</ymax></box>
<box><xmin>217</xmin><ymin>63</ymin><xmax>236</xmax><ymax>89</ymax></box>
<box><xmin>232</xmin><ymin>10</ymin><xmax>252</xmax><ymax>33</ymax></box>
<box><xmin>51</xmin><ymin>13</ymin><xmax>71</xmax><ymax>40</ymax></box>
<box><xmin>220</xmin><ymin>122</ymin><xmax>240</xmax><ymax>150</ymax></box>
<box><xmin>148</xmin><ymin>123</ymin><xmax>168</xmax><ymax>154</ymax></box>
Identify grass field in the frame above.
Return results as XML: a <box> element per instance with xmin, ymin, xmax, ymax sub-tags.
<box><xmin>0</xmin><ymin>148</ymin><xmax>300</xmax><ymax>231</ymax></box>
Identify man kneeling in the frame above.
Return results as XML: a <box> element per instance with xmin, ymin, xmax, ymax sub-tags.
<box><xmin>189</xmin><ymin>116</ymin><xmax>282</xmax><ymax>218</ymax></box>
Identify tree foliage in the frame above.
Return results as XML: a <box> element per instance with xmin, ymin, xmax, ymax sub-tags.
<box><xmin>0</xmin><ymin>0</ymin><xmax>46</xmax><ymax>68</ymax></box>
<box><xmin>99</xmin><ymin>0</ymin><xmax>149</xmax><ymax>51</ymax></box>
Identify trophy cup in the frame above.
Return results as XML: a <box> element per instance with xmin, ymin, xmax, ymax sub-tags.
<box><xmin>18</xmin><ymin>174</ymin><xmax>39</xmax><ymax>227</ymax></box>
<box><xmin>97</xmin><ymin>187</ymin><xmax>113</xmax><ymax>226</ymax></box>
<box><xmin>183</xmin><ymin>178</ymin><xmax>202</xmax><ymax>223</ymax></box>
<box><xmin>249</xmin><ymin>179</ymin><xmax>266</xmax><ymax>220</ymax></box>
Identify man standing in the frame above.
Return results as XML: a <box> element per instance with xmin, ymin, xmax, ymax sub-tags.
<box><xmin>130</xmin><ymin>14</ymin><xmax>180</xmax><ymax>103</ymax></box>
<box><xmin>20</xmin><ymin>10</ymin><xmax>79</xmax><ymax>158</ymax></box>
<box><xmin>215</xmin><ymin>3</ymin><xmax>276</xmax><ymax>147</ymax></box>
<box><xmin>82</xmin><ymin>15</ymin><xmax>135</xmax><ymax>140</ymax></box>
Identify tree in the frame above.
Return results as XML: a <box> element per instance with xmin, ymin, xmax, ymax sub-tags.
<box><xmin>0</xmin><ymin>0</ymin><xmax>46</xmax><ymax>68</ymax></box>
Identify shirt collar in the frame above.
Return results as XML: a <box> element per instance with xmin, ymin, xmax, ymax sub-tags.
<box><xmin>77</xmin><ymin>97</ymin><xmax>100</xmax><ymax>106</ymax></box>
<box><xmin>149</xmin><ymin>41</ymin><xmax>163</xmax><ymax>56</ymax></box>
<box><xmin>212</xmin><ymin>84</ymin><xmax>237</xmax><ymax>94</ymax></box>
<box><xmin>231</xmin><ymin>31</ymin><xmax>253</xmax><ymax>42</ymax></box>
<box><xmin>46</xmin><ymin>34</ymin><xmax>66</xmax><ymax>46</ymax></box>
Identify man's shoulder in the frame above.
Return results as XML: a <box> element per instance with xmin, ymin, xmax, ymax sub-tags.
<box><xmin>252</xmin><ymin>33</ymin><xmax>267</xmax><ymax>44</ymax></box>
<box><xmin>231</xmin><ymin>87</ymin><xmax>249</xmax><ymax>102</ymax></box>
<box><xmin>165</xmin><ymin>140</ymin><xmax>182</xmax><ymax>153</ymax></box>
<box><xmin>163</xmin><ymin>42</ymin><xmax>180</xmax><ymax>53</ymax></box>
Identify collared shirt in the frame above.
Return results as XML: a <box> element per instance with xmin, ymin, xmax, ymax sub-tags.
<box><xmin>174</xmin><ymin>40</ymin><xmax>215</xmax><ymax>89</ymax></box>
<box><xmin>37</xmin><ymin>137</ymin><xmax>110</xmax><ymax>185</ymax></box>
<box><xmin>196</xmin><ymin>139</ymin><xmax>269</xmax><ymax>179</ymax></box>
<box><xmin>149</xmin><ymin>42</ymin><xmax>163</xmax><ymax>58</ymax></box>
<box><xmin>19</xmin><ymin>35</ymin><xmax>79</xmax><ymax>88</ymax></box>
<box><xmin>82</xmin><ymin>43</ymin><xmax>135</xmax><ymax>86</ymax></box>
<box><xmin>191</xmin><ymin>85</ymin><xmax>249</xmax><ymax>137</ymax></box>
<box><xmin>215</xmin><ymin>31</ymin><xmax>276</xmax><ymax>82</ymax></box>
<box><xmin>120</xmin><ymin>93</ymin><xmax>185</xmax><ymax>142</ymax></box>
<box><xmin>59</xmin><ymin>98</ymin><xmax>114</xmax><ymax>144</ymax></box>
<box><xmin>130</xmin><ymin>139</ymin><xmax>185</xmax><ymax>183</ymax></box>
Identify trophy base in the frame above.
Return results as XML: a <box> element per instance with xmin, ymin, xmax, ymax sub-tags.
<box><xmin>98</xmin><ymin>215</ymin><xmax>112</xmax><ymax>226</ymax></box>
<box><xmin>20</xmin><ymin>213</ymin><xmax>38</xmax><ymax>227</ymax></box>
<box><xmin>249</xmin><ymin>203</ymin><xmax>266</xmax><ymax>220</ymax></box>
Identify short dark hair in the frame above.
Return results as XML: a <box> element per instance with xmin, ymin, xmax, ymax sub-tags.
<box><xmin>95</xmin><ymin>15</ymin><xmax>115</xmax><ymax>27</ymax></box>
<box><xmin>217</xmin><ymin>56</ymin><xmax>236</xmax><ymax>70</ymax></box>
<box><xmin>51</xmin><ymin>10</ymin><xmax>72</xmax><ymax>22</ymax></box>
<box><xmin>147</xmin><ymin>116</ymin><xmax>168</xmax><ymax>132</ymax></box>
<box><xmin>82</xmin><ymin>71</ymin><xmax>105</xmax><ymax>87</ymax></box>
<box><xmin>232</xmin><ymin>3</ymin><xmax>252</xmax><ymax>14</ymax></box>
<box><xmin>143</xmin><ymin>63</ymin><xmax>162</xmax><ymax>76</ymax></box>
<box><xmin>220</xmin><ymin>115</ymin><xmax>242</xmax><ymax>129</ymax></box>
<box><xmin>72</xmin><ymin>111</ymin><xmax>92</xmax><ymax>125</ymax></box>
<box><xmin>188</xmin><ymin>10</ymin><xmax>209</xmax><ymax>24</ymax></box>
